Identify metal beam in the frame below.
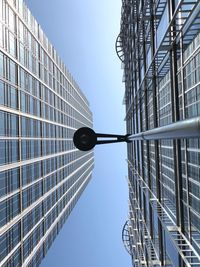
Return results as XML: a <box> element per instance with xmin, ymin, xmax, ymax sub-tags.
<box><xmin>128</xmin><ymin>116</ymin><xmax>200</xmax><ymax>141</ymax></box>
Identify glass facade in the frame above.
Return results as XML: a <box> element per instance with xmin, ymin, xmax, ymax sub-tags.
<box><xmin>0</xmin><ymin>0</ymin><xmax>94</xmax><ymax>266</ymax></box>
<box><xmin>117</xmin><ymin>0</ymin><xmax>200</xmax><ymax>266</ymax></box>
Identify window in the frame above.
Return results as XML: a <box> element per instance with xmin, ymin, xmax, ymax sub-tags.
<box><xmin>10</xmin><ymin>86</ymin><xmax>18</xmax><ymax>109</ymax></box>
<box><xmin>0</xmin><ymin>140</ymin><xmax>5</xmax><ymax>164</ymax></box>
<box><xmin>8</xmin><ymin>7</ymin><xmax>15</xmax><ymax>33</ymax></box>
<box><xmin>22</xmin><ymin>181</ymin><xmax>43</xmax><ymax>210</ymax></box>
<box><xmin>1</xmin><ymin>84</ymin><xmax>18</xmax><ymax>109</ymax></box>
<box><xmin>0</xmin><ymin>193</ymin><xmax>20</xmax><ymax>227</ymax></box>
<box><xmin>0</xmin><ymin>111</ymin><xmax>18</xmax><ymax>137</ymax></box>
<box><xmin>0</xmin><ymin>81</ymin><xmax>4</xmax><ymax>106</ymax></box>
<box><xmin>10</xmin><ymin>113</ymin><xmax>18</xmax><ymax>136</ymax></box>
<box><xmin>0</xmin><ymin>223</ymin><xmax>21</xmax><ymax>263</ymax></box>
<box><xmin>11</xmin><ymin>140</ymin><xmax>19</xmax><ymax>162</ymax></box>
<box><xmin>8</xmin><ymin>32</ymin><xmax>16</xmax><ymax>58</ymax></box>
<box><xmin>23</xmin><ymin>204</ymin><xmax>43</xmax><ymax>237</ymax></box>
<box><xmin>21</xmin><ymin>140</ymin><xmax>27</xmax><ymax>160</ymax></box>
<box><xmin>19</xmin><ymin>43</ymin><xmax>25</xmax><ymax>65</ymax></box>
<box><xmin>20</xmin><ymin>91</ymin><xmax>26</xmax><ymax>112</ymax></box>
<box><xmin>2</xmin><ymin>247</ymin><xmax>22</xmax><ymax>267</ymax></box>
<box><xmin>8</xmin><ymin>59</ymin><xmax>17</xmax><ymax>85</ymax></box>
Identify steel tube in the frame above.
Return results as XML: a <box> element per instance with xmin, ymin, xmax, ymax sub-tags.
<box><xmin>128</xmin><ymin>117</ymin><xmax>200</xmax><ymax>141</ymax></box>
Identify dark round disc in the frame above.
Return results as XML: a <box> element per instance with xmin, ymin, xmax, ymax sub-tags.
<box><xmin>73</xmin><ymin>127</ymin><xmax>97</xmax><ymax>151</ymax></box>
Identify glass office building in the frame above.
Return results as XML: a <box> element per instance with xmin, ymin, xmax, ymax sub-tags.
<box><xmin>117</xmin><ymin>0</ymin><xmax>200</xmax><ymax>266</ymax></box>
<box><xmin>0</xmin><ymin>0</ymin><xmax>94</xmax><ymax>266</ymax></box>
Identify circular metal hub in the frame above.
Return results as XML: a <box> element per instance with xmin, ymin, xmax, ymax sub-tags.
<box><xmin>73</xmin><ymin>127</ymin><xmax>97</xmax><ymax>151</ymax></box>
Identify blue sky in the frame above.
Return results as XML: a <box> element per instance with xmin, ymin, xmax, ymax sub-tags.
<box><xmin>25</xmin><ymin>1</ymin><xmax>130</xmax><ymax>266</ymax></box>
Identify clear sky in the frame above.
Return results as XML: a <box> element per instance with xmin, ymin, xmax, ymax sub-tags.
<box><xmin>25</xmin><ymin>1</ymin><xmax>131</xmax><ymax>266</ymax></box>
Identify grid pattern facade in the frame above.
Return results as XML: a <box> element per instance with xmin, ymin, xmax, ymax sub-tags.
<box><xmin>117</xmin><ymin>0</ymin><xmax>200</xmax><ymax>266</ymax></box>
<box><xmin>0</xmin><ymin>0</ymin><xmax>94</xmax><ymax>266</ymax></box>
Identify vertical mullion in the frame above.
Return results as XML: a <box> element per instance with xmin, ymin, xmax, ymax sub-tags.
<box><xmin>180</xmin><ymin>30</ymin><xmax>192</xmax><ymax>241</ymax></box>
<box><xmin>168</xmin><ymin>0</ymin><xmax>184</xmax><ymax>230</ymax></box>
<box><xmin>150</xmin><ymin>0</ymin><xmax>164</xmax><ymax>265</ymax></box>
